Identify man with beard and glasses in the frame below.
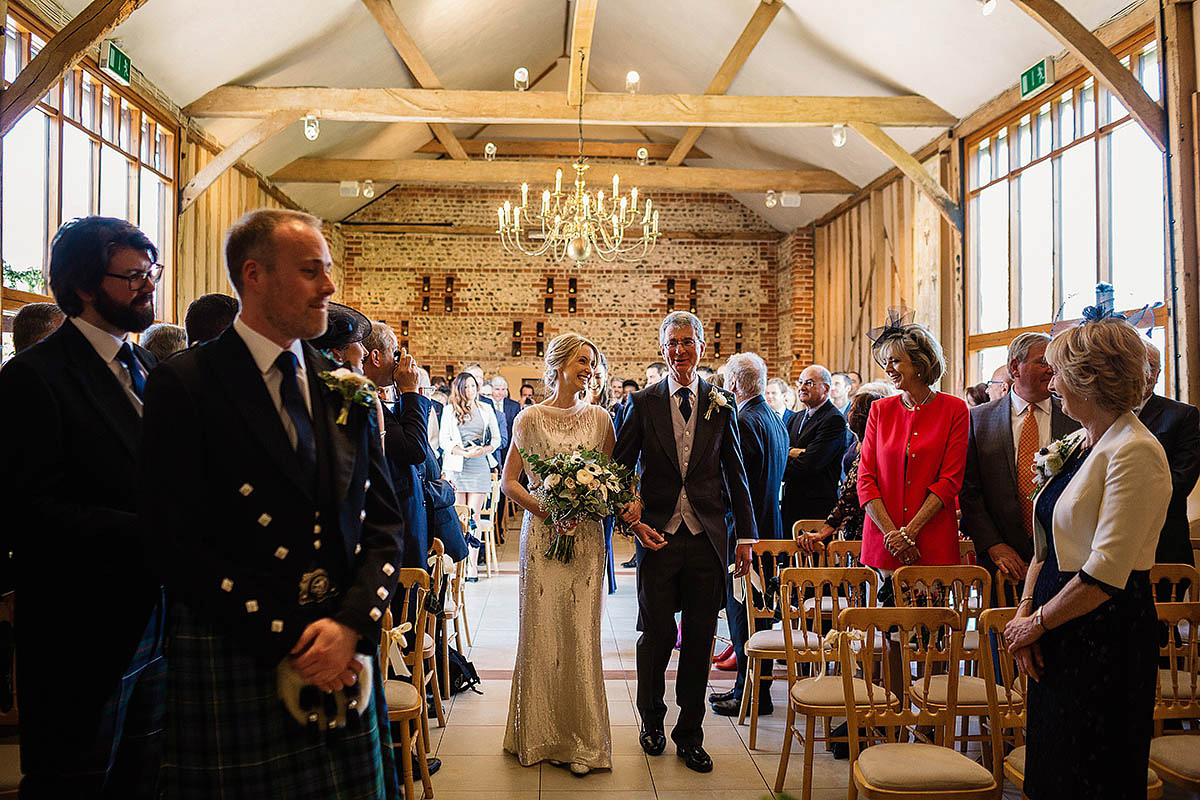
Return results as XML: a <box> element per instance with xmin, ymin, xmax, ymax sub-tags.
<box><xmin>0</xmin><ymin>217</ymin><xmax>166</xmax><ymax>798</ymax></box>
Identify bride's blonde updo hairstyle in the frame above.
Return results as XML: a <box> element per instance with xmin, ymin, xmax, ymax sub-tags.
<box><xmin>543</xmin><ymin>332</ymin><xmax>601</xmax><ymax>397</ymax></box>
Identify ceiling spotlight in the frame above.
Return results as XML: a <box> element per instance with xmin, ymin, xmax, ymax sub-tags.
<box><xmin>981</xmin><ymin>0</ymin><xmax>997</xmax><ymax>15</ymax></box>
<box><xmin>361</xmin><ymin>179</ymin><xmax>375</xmax><ymax>199</ymax></box>
<box><xmin>765</xmin><ymin>190</ymin><xmax>779</xmax><ymax>209</ymax></box>
<box><xmin>625</xmin><ymin>70</ymin><xmax>640</xmax><ymax>94</ymax></box>
<box><xmin>303</xmin><ymin>114</ymin><xmax>320</xmax><ymax>142</ymax></box>
<box><xmin>484</xmin><ymin>141</ymin><xmax>497</xmax><ymax>161</ymax></box>
<box><xmin>514</xmin><ymin>66</ymin><xmax>529</xmax><ymax>91</ymax></box>
<box><xmin>832</xmin><ymin>123</ymin><xmax>847</xmax><ymax>148</ymax></box>
<box><xmin>636</xmin><ymin>146</ymin><xmax>649</xmax><ymax>166</ymax></box>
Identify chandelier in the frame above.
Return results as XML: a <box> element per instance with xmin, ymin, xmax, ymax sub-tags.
<box><xmin>496</xmin><ymin>52</ymin><xmax>660</xmax><ymax>263</ymax></box>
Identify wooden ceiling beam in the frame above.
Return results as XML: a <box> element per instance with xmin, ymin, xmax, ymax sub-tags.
<box><xmin>0</xmin><ymin>0</ymin><xmax>148</xmax><ymax>137</ymax></box>
<box><xmin>359</xmin><ymin>0</ymin><xmax>468</xmax><ymax>160</ymax></box>
<box><xmin>178</xmin><ymin>111</ymin><xmax>304</xmax><ymax>213</ymax></box>
<box><xmin>414</xmin><ymin>138</ymin><xmax>710</xmax><ymax>159</ymax></box>
<box><xmin>1010</xmin><ymin>0</ymin><xmax>1166</xmax><ymax>152</ymax></box>
<box><xmin>271</xmin><ymin>157</ymin><xmax>858</xmax><ymax>193</ymax></box>
<box><xmin>848</xmin><ymin>122</ymin><xmax>962</xmax><ymax>232</ymax></box>
<box><xmin>186</xmin><ymin>88</ymin><xmax>958</xmax><ymax>128</ymax></box>
<box><xmin>666</xmin><ymin>0</ymin><xmax>782</xmax><ymax>166</ymax></box>
<box><xmin>566</xmin><ymin>0</ymin><xmax>598</xmax><ymax>108</ymax></box>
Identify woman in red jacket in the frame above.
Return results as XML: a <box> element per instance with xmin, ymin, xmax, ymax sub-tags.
<box><xmin>857</xmin><ymin>315</ymin><xmax>968</xmax><ymax>593</ymax></box>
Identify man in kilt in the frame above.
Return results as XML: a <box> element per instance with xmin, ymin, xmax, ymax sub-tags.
<box><xmin>141</xmin><ymin>209</ymin><xmax>405</xmax><ymax>798</ymax></box>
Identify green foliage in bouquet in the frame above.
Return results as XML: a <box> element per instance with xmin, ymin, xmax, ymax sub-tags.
<box><xmin>519</xmin><ymin>446</ymin><xmax>638</xmax><ymax>564</ymax></box>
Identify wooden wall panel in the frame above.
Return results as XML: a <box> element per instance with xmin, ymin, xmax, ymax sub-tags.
<box><xmin>174</xmin><ymin>135</ymin><xmax>288</xmax><ymax>322</ymax></box>
<box><xmin>813</xmin><ymin>162</ymin><xmax>948</xmax><ymax>388</ymax></box>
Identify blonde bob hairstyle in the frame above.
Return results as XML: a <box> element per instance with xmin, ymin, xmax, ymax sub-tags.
<box><xmin>1045</xmin><ymin>318</ymin><xmax>1147</xmax><ymax>415</ymax></box>
<box><xmin>872</xmin><ymin>322</ymin><xmax>946</xmax><ymax>386</ymax></box>
<box><xmin>543</xmin><ymin>332</ymin><xmax>601</xmax><ymax>397</ymax></box>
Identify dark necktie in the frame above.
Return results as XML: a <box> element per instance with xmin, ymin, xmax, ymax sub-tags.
<box><xmin>275</xmin><ymin>351</ymin><xmax>317</xmax><ymax>487</ymax></box>
<box><xmin>798</xmin><ymin>409</ymin><xmax>813</xmax><ymax>432</ymax></box>
<box><xmin>115</xmin><ymin>342</ymin><xmax>146</xmax><ymax>400</ymax></box>
<box><xmin>677</xmin><ymin>387</ymin><xmax>692</xmax><ymax>422</ymax></box>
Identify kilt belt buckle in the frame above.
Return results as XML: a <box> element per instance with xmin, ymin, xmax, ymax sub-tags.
<box><xmin>277</xmin><ymin>653</ymin><xmax>374</xmax><ymax>731</ymax></box>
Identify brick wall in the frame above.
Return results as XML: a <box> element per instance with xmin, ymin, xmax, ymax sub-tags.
<box><xmin>332</xmin><ymin>184</ymin><xmax>814</xmax><ymax>385</ymax></box>
<box><xmin>777</xmin><ymin>227</ymin><xmax>816</xmax><ymax>380</ymax></box>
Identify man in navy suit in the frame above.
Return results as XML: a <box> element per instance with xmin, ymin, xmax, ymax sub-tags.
<box><xmin>781</xmin><ymin>365</ymin><xmax>848</xmax><ymax>536</ymax></box>
<box><xmin>0</xmin><ymin>217</ymin><xmax>165</xmax><ymax>797</ymax></box>
<box><xmin>141</xmin><ymin>209</ymin><xmax>404</xmax><ymax>797</ymax></box>
<box><xmin>1139</xmin><ymin>340</ymin><xmax>1200</xmax><ymax>566</ymax></box>
<box><xmin>615</xmin><ymin>312</ymin><xmax>756</xmax><ymax>774</ymax></box>
<box><xmin>709</xmin><ymin>353</ymin><xmax>787</xmax><ymax>717</ymax></box>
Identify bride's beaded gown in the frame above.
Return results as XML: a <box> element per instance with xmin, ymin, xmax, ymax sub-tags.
<box><xmin>503</xmin><ymin>402</ymin><xmax>613</xmax><ymax>769</ymax></box>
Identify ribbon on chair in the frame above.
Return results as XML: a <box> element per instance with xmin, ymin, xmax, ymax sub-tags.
<box><xmin>428</xmin><ymin>553</ymin><xmax>454</xmax><ymax>575</ymax></box>
<box><xmin>386</xmin><ymin>622</ymin><xmax>413</xmax><ymax>678</ymax></box>
<box><xmin>729</xmin><ymin>562</ymin><xmax>765</xmax><ymax>604</ymax></box>
<box><xmin>816</xmin><ymin>628</ymin><xmax>864</xmax><ymax>681</ymax></box>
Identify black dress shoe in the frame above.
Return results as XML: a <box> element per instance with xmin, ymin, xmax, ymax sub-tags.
<box><xmin>620</xmin><ymin>558</ymin><xmax>638</xmax><ymax>569</ymax></box>
<box><xmin>412</xmin><ymin>755</ymin><xmax>441</xmax><ymax>776</ymax></box>
<box><xmin>676</xmin><ymin>744</ymin><xmax>713</xmax><ymax>773</ymax></box>
<box><xmin>711</xmin><ymin>696</ymin><xmax>742</xmax><ymax>716</ymax></box>
<box><xmin>708</xmin><ymin>689</ymin><xmax>736</xmax><ymax>704</ymax></box>
<box><xmin>639</xmin><ymin>727</ymin><xmax>666</xmax><ymax>755</ymax></box>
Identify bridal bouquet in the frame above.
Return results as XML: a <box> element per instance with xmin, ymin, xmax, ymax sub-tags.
<box><xmin>520</xmin><ymin>446</ymin><xmax>638</xmax><ymax>564</ymax></box>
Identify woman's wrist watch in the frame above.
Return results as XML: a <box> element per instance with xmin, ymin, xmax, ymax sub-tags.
<box><xmin>1033</xmin><ymin>606</ymin><xmax>1046</xmax><ymax>631</ymax></box>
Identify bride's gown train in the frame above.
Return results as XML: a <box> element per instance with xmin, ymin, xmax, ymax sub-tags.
<box><xmin>503</xmin><ymin>403</ymin><xmax>612</xmax><ymax>769</ymax></box>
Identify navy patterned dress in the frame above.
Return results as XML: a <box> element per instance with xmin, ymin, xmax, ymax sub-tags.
<box><xmin>1023</xmin><ymin>446</ymin><xmax>1157</xmax><ymax>799</ymax></box>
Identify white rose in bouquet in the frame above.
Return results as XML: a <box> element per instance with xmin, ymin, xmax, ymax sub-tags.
<box><xmin>575</xmin><ymin>469</ymin><xmax>595</xmax><ymax>485</ymax></box>
<box><xmin>544</xmin><ymin>474</ymin><xmax>561</xmax><ymax>489</ymax></box>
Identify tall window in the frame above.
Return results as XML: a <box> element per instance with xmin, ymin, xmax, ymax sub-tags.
<box><xmin>965</xmin><ymin>31</ymin><xmax>1168</xmax><ymax>393</ymax></box>
<box><xmin>2</xmin><ymin>8</ymin><xmax>176</xmax><ymax>321</ymax></box>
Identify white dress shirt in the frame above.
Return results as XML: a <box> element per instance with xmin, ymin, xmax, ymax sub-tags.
<box><xmin>665</xmin><ymin>373</ymin><xmax>703</xmax><ymax>536</ymax></box>
<box><xmin>71</xmin><ymin>316</ymin><xmax>142</xmax><ymax>414</ymax></box>
<box><xmin>1009</xmin><ymin>390</ymin><xmax>1052</xmax><ymax>461</ymax></box>
<box><xmin>233</xmin><ymin>316</ymin><xmax>310</xmax><ymax>449</ymax></box>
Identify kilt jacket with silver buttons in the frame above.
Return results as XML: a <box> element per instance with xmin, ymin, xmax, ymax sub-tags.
<box><xmin>140</xmin><ymin>326</ymin><xmax>405</xmax><ymax>664</ymax></box>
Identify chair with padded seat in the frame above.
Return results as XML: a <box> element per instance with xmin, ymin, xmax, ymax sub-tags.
<box><xmin>838</xmin><ymin>605</ymin><xmax>997</xmax><ymax>800</ymax></box>
<box><xmin>1150</xmin><ymin>601</ymin><xmax>1200</xmax><ymax>792</ymax></box>
<box><xmin>1150</xmin><ymin>563</ymin><xmax>1200</xmax><ymax>603</ymax></box>
<box><xmin>380</xmin><ymin>572</ymin><xmax>435</xmax><ymax>800</ymax></box>
<box><xmin>475</xmin><ymin>478</ymin><xmax>503</xmax><ymax>578</ymax></box>
<box><xmin>773</xmin><ymin>566</ymin><xmax>878</xmax><ymax>798</ymax></box>
<box><xmin>737</xmin><ymin>537</ymin><xmax>824</xmax><ymax>748</ymax></box>
<box><xmin>425</xmin><ymin>539</ymin><xmax>449</xmax><ymax>719</ymax></box>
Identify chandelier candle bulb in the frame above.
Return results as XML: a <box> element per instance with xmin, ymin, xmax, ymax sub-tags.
<box><xmin>514</xmin><ymin>206</ymin><xmax>521</xmax><ymax>229</ymax></box>
<box><xmin>597</xmin><ymin>189</ymin><xmax>605</xmax><ymax>208</ymax></box>
<box><xmin>613</xmin><ymin>174</ymin><xmax>619</xmax><ymax>195</ymax></box>
<box><xmin>497</xmin><ymin>206</ymin><xmax>505</xmax><ymax>229</ymax></box>
<box><xmin>620</xmin><ymin>196</ymin><xmax>627</xmax><ymax>218</ymax></box>
<box><xmin>652</xmin><ymin>210</ymin><xmax>659</xmax><ymax>234</ymax></box>
<box><xmin>521</xmin><ymin>182</ymin><xmax>528</xmax><ymax>207</ymax></box>
<box><xmin>542</xmin><ymin>190</ymin><xmax>550</xmax><ymax>213</ymax></box>
<box><xmin>631</xmin><ymin>187</ymin><xmax>638</xmax><ymax>210</ymax></box>
<box><xmin>555</xmin><ymin>169</ymin><xmax>563</xmax><ymax>194</ymax></box>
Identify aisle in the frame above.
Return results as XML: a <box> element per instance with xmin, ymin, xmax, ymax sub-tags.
<box><xmin>428</xmin><ymin>527</ymin><xmax>853</xmax><ymax>800</ymax></box>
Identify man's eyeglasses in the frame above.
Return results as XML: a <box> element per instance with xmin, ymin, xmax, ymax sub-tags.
<box><xmin>797</xmin><ymin>379</ymin><xmax>822</xmax><ymax>388</ymax></box>
<box><xmin>662</xmin><ymin>338</ymin><xmax>698</xmax><ymax>351</ymax></box>
<box><xmin>105</xmin><ymin>264</ymin><xmax>164</xmax><ymax>290</ymax></box>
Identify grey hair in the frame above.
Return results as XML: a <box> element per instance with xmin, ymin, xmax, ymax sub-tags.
<box><xmin>659</xmin><ymin>311</ymin><xmax>704</xmax><ymax>345</ymax></box>
<box><xmin>141</xmin><ymin>323</ymin><xmax>188</xmax><ymax>360</ymax></box>
<box><xmin>1007</xmin><ymin>331</ymin><xmax>1051</xmax><ymax>377</ymax></box>
<box><xmin>361</xmin><ymin>321</ymin><xmax>397</xmax><ymax>357</ymax></box>
<box><xmin>1143</xmin><ymin>338</ymin><xmax>1161</xmax><ymax>384</ymax></box>
<box><xmin>855</xmin><ymin>380</ymin><xmax>898</xmax><ymax>397</ymax></box>
<box><xmin>724</xmin><ymin>352</ymin><xmax>767</xmax><ymax>396</ymax></box>
<box><xmin>802</xmin><ymin>364</ymin><xmax>832</xmax><ymax>387</ymax></box>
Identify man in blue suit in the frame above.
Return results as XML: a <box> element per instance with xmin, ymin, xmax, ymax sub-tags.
<box><xmin>710</xmin><ymin>353</ymin><xmax>787</xmax><ymax>716</ymax></box>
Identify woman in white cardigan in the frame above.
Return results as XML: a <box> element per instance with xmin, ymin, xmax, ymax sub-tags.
<box><xmin>1004</xmin><ymin>316</ymin><xmax>1171</xmax><ymax>799</ymax></box>
<box><xmin>440</xmin><ymin>372</ymin><xmax>501</xmax><ymax>579</ymax></box>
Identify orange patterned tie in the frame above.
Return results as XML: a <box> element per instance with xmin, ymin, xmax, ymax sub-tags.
<box><xmin>1016</xmin><ymin>406</ymin><xmax>1039</xmax><ymax>537</ymax></box>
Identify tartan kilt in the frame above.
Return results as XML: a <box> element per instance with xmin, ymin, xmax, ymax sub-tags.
<box><xmin>162</xmin><ymin>601</ymin><xmax>399</xmax><ymax>800</ymax></box>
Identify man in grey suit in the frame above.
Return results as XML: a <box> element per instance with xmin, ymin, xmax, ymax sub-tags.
<box><xmin>961</xmin><ymin>332</ymin><xmax>1075</xmax><ymax>592</ymax></box>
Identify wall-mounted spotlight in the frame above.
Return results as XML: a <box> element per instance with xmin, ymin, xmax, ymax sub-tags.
<box><xmin>765</xmin><ymin>190</ymin><xmax>779</xmax><ymax>209</ymax></box>
<box><xmin>484</xmin><ymin>142</ymin><xmax>497</xmax><ymax>161</ymax></box>
<box><xmin>303</xmin><ymin>114</ymin><xmax>320</xmax><ymax>142</ymax></box>
<box><xmin>981</xmin><ymin>0</ymin><xmax>997</xmax><ymax>15</ymax></box>
<box><xmin>361</xmin><ymin>179</ymin><xmax>375</xmax><ymax>198</ymax></box>
<box><xmin>625</xmin><ymin>70</ymin><xmax>640</xmax><ymax>94</ymax></box>
<box><xmin>636</xmin><ymin>146</ymin><xmax>649</xmax><ymax>166</ymax></box>
<box><xmin>514</xmin><ymin>67</ymin><xmax>529</xmax><ymax>91</ymax></box>
<box><xmin>831</xmin><ymin>123</ymin><xmax>848</xmax><ymax>148</ymax></box>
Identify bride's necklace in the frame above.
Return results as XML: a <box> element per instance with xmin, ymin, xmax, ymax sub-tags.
<box><xmin>901</xmin><ymin>388</ymin><xmax>936</xmax><ymax>411</ymax></box>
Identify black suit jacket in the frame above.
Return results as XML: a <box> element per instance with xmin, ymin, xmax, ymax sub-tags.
<box><xmin>1139</xmin><ymin>394</ymin><xmax>1200</xmax><ymax>565</ymax></box>
<box><xmin>613</xmin><ymin>377</ymin><xmax>758</xmax><ymax>561</ymax></box>
<box><xmin>781</xmin><ymin>401</ymin><xmax>848</xmax><ymax>531</ymax></box>
<box><xmin>140</xmin><ymin>327</ymin><xmax>405</xmax><ymax>663</ymax></box>
<box><xmin>495</xmin><ymin>396</ymin><xmax>521</xmax><ymax>461</ymax></box>
<box><xmin>0</xmin><ymin>320</ymin><xmax>160</xmax><ymax>715</ymax></box>
<box><xmin>731</xmin><ymin>395</ymin><xmax>787</xmax><ymax>544</ymax></box>
<box><xmin>382</xmin><ymin>392</ymin><xmax>433</xmax><ymax>568</ymax></box>
<box><xmin>960</xmin><ymin>394</ymin><xmax>1076</xmax><ymax>575</ymax></box>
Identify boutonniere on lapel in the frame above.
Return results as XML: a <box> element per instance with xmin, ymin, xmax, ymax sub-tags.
<box><xmin>703</xmin><ymin>387</ymin><xmax>734</xmax><ymax>420</ymax></box>
<box><xmin>1030</xmin><ymin>429</ymin><xmax>1087</xmax><ymax>498</ymax></box>
<box><xmin>320</xmin><ymin>368</ymin><xmax>377</xmax><ymax>425</ymax></box>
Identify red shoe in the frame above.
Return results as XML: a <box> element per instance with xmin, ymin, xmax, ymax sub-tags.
<box><xmin>714</xmin><ymin>654</ymin><xmax>738</xmax><ymax>671</ymax></box>
<box><xmin>712</xmin><ymin>644</ymin><xmax>734</xmax><ymax>664</ymax></box>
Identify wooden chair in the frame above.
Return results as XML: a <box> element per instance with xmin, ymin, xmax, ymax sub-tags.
<box><xmin>994</xmin><ymin>569</ymin><xmax>1022</xmax><ymax>608</ymax></box>
<box><xmin>476</xmin><ymin>478</ymin><xmax>503</xmax><ymax>578</ymax></box>
<box><xmin>380</xmin><ymin>572</ymin><xmax>435</xmax><ymax>800</ymax></box>
<box><xmin>958</xmin><ymin>539</ymin><xmax>977</xmax><ymax>566</ymax></box>
<box><xmin>838</xmin><ymin>606</ymin><xmax>997</xmax><ymax>800</ymax></box>
<box><xmin>773</xmin><ymin>566</ymin><xmax>878</xmax><ymax>798</ymax></box>
<box><xmin>892</xmin><ymin>565</ymin><xmax>991</xmax><ymax>751</ymax></box>
<box><xmin>979</xmin><ymin>607</ymin><xmax>1165</xmax><ymax>798</ymax></box>
<box><xmin>426</xmin><ymin>539</ymin><xmax>449</xmax><ymax>717</ymax></box>
<box><xmin>737</xmin><ymin>538</ymin><xmax>824</xmax><ymax>748</ymax></box>
<box><xmin>827</xmin><ymin>538</ymin><xmax>863</xmax><ymax>568</ymax></box>
<box><xmin>442</xmin><ymin>554</ymin><xmax>471</xmax><ymax>660</ymax></box>
<box><xmin>1150</xmin><ymin>601</ymin><xmax>1200</xmax><ymax>792</ymax></box>
<box><xmin>1150</xmin><ymin>563</ymin><xmax>1200</xmax><ymax>603</ymax></box>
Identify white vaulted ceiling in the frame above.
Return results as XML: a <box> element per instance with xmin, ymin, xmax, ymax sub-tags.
<box><xmin>56</xmin><ymin>0</ymin><xmax>1147</xmax><ymax>228</ymax></box>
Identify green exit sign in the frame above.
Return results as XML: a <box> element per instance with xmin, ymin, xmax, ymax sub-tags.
<box><xmin>1020</xmin><ymin>57</ymin><xmax>1055</xmax><ymax>100</ymax></box>
<box><xmin>99</xmin><ymin>40</ymin><xmax>131</xmax><ymax>86</ymax></box>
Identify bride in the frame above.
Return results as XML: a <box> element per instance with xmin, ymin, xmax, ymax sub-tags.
<box><xmin>500</xmin><ymin>333</ymin><xmax>616</xmax><ymax>775</ymax></box>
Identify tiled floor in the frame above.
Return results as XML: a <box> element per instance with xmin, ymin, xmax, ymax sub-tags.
<box><xmin>427</xmin><ymin>526</ymin><xmax>1197</xmax><ymax>800</ymax></box>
